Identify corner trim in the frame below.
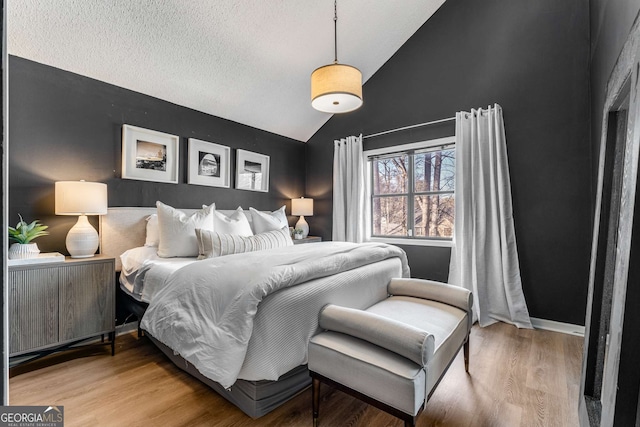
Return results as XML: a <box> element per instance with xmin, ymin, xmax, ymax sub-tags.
<box><xmin>530</xmin><ymin>317</ymin><xmax>585</xmax><ymax>337</ymax></box>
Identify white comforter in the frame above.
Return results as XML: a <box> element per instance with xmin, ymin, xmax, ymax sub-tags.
<box><xmin>140</xmin><ymin>241</ymin><xmax>409</xmax><ymax>389</ymax></box>
<box><xmin>120</xmin><ymin>246</ymin><xmax>195</xmax><ymax>302</ymax></box>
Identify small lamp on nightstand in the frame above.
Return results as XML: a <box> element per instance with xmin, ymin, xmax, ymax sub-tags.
<box><xmin>55</xmin><ymin>180</ymin><xmax>108</xmax><ymax>258</ymax></box>
<box><xmin>291</xmin><ymin>197</ymin><xmax>313</xmax><ymax>238</ymax></box>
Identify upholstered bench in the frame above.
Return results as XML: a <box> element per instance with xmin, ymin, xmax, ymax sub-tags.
<box><xmin>308</xmin><ymin>278</ymin><xmax>473</xmax><ymax>427</ymax></box>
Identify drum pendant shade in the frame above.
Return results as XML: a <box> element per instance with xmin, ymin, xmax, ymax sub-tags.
<box><xmin>311</xmin><ymin>64</ymin><xmax>362</xmax><ymax>113</ymax></box>
<box><xmin>311</xmin><ymin>0</ymin><xmax>362</xmax><ymax>114</ymax></box>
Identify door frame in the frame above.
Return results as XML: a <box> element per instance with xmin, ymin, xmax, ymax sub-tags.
<box><xmin>580</xmin><ymin>14</ymin><xmax>640</xmax><ymax>426</ymax></box>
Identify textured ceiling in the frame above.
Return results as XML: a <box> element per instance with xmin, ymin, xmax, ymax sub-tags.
<box><xmin>9</xmin><ymin>0</ymin><xmax>445</xmax><ymax>142</ymax></box>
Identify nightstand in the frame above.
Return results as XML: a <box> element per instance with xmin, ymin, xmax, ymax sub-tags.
<box><xmin>9</xmin><ymin>255</ymin><xmax>116</xmax><ymax>363</ymax></box>
<box><xmin>293</xmin><ymin>236</ymin><xmax>322</xmax><ymax>245</ymax></box>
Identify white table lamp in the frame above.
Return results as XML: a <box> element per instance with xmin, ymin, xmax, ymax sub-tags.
<box><xmin>55</xmin><ymin>181</ymin><xmax>108</xmax><ymax>258</ymax></box>
<box><xmin>291</xmin><ymin>197</ymin><xmax>313</xmax><ymax>238</ymax></box>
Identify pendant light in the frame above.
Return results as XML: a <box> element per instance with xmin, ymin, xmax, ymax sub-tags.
<box><xmin>311</xmin><ymin>0</ymin><xmax>363</xmax><ymax>113</ymax></box>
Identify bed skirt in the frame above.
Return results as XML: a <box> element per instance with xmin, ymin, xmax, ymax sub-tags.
<box><xmin>147</xmin><ymin>334</ymin><xmax>311</xmax><ymax>418</ymax></box>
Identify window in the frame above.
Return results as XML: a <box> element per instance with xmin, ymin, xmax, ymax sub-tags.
<box><xmin>366</xmin><ymin>137</ymin><xmax>455</xmax><ymax>244</ymax></box>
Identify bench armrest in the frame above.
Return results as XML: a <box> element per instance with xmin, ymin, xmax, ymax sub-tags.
<box><xmin>319</xmin><ymin>304</ymin><xmax>434</xmax><ymax>366</ymax></box>
<box><xmin>388</xmin><ymin>278</ymin><xmax>472</xmax><ymax>314</ymax></box>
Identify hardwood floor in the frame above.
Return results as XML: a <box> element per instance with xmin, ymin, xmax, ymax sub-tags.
<box><xmin>9</xmin><ymin>322</ymin><xmax>583</xmax><ymax>426</ymax></box>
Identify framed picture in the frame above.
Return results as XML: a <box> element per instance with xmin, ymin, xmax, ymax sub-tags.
<box><xmin>121</xmin><ymin>125</ymin><xmax>180</xmax><ymax>184</ymax></box>
<box><xmin>235</xmin><ymin>149</ymin><xmax>270</xmax><ymax>192</ymax></box>
<box><xmin>187</xmin><ymin>138</ymin><xmax>231</xmax><ymax>187</ymax></box>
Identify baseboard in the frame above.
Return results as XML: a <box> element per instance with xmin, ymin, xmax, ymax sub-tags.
<box><xmin>116</xmin><ymin>322</ymin><xmax>139</xmax><ymax>337</ymax></box>
<box><xmin>530</xmin><ymin>317</ymin><xmax>585</xmax><ymax>337</ymax></box>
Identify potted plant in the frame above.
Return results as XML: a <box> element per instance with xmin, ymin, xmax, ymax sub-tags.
<box><xmin>293</xmin><ymin>228</ymin><xmax>304</xmax><ymax>240</ymax></box>
<box><xmin>8</xmin><ymin>214</ymin><xmax>49</xmax><ymax>259</ymax></box>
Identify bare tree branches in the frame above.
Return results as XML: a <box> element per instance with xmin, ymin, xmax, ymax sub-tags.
<box><xmin>371</xmin><ymin>148</ymin><xmax>455</xmax><ymax>238</ymax></box>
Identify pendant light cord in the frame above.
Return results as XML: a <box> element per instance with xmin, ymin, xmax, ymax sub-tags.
<box><xmin>334</xmin><ymin>0</ymin><xmax>338</xmax><ymax>64</ymax></box>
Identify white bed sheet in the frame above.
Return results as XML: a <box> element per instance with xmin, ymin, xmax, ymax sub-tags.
<box><xmin>141</xmin><ymin>242</ymin><xmax>409</xmax><ymax>387</ymax></box>
<box><xmin>239</xmin><ymin>256</ymin><xmax>403</xmax><ymax>381</ymax></box>
<box><xmin>119</xmin><ymin>246</ymin><xmax>196</xmax><ymax>303</ymax></box>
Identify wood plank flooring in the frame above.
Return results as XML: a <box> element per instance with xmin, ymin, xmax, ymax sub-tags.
<box><xmin>9</xmin><ymin>322</ymin><xmax>583</xmax><ymax>426</ymax></box>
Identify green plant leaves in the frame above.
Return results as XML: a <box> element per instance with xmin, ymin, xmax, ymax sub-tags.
<box><xmin>8</xmin><ymin>214</ymin><xmax>49</xmax><ymax>244</ymax></box>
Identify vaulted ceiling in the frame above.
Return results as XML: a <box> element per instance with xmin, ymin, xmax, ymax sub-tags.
<box><xmin>9</xmin><ymin>0</ymin><xmax>445</xmax><ymax>142</ymax></box>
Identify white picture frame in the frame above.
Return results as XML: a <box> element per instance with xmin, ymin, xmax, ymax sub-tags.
<box><xmin>187</xmin><ymin>138</ymin><xmax>231</xmax><ymax>188</ymax></box>
<box><xmin>122</xmin><ymin>125</ymin><xmax>179</xmax><ymax>184</ymax></box>
<box><xmin>235</xmin><ymin>149</ymin><xmax>270</xmax><ymax>192</ymax></box>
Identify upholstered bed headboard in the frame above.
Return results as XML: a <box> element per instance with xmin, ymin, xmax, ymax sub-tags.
<box><xmin>99</xmin><ymin>207</ymin><xmax>255</xmax><ymax>271</ymax></box>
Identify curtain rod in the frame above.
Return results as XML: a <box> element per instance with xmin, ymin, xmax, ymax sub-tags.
<box><xmin>363</xmin><ymin>116</ymin><xmax>455</xmax><ymax>139</ymax></box>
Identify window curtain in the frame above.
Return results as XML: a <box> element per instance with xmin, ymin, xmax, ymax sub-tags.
<box><xmin>333</xmin><ymin>135</ymin><xmax>366</xmax><ymax>243</ymax></box>
<box><xmin>448</xmin><ymin>104</ymin><xmax>532</xmax><ymax>328</ymax></box>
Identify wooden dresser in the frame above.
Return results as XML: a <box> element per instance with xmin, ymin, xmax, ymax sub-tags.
<box><xmin>8</xmin><ymin>255</ymin><xmax>116</xmax><ymax>360</ymax></box>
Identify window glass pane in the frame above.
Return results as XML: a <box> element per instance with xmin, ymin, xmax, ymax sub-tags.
<box><xmin>372</xmin><ymin>155</ymin><xmax>409</xmax><ymax>195</ymax></box>
<box><xmin>414</xmin><ymin>149</ymin><xmax>455</xmax><ymax>192</ymax></box>
<box><xmin>373</xmin><ymin>196</ymin><xmax>408</xmax><ymax>236</ymax></box>
<box><xmin>414</xmin><ymin>194</ymin><xmax>454</xmax><ymax>238</ymax></box>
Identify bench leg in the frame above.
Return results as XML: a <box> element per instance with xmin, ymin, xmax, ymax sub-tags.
<box><xmin>464</xmin><ymin>338</ymin><xmax>470</xmax><ymax>373</ymax></box>
<box><xmin>312</xmin><ymin>377</ymin><xmax>321</xmax><ymax>427</ymax></box>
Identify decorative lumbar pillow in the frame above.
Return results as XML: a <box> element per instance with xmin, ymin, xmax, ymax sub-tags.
<box><xmin>156</xmin><ymin>201</ymin><xmax>215</xmax><ymax>257</ymax></box>
<box><xmin>144</xmin><ymin>214</ymin><xmax>160</xmax><ymax>247</ymax></box>
<box><xmin>250</xmin><ymin>206</ymin><xmax>288</xmax><ymax>234</ymax></box>
<box><xmin>214</xmin><ymin>207</ymin><xmax>253</xmax><ymax>236</ymax></box>
<box><xmin>196</xmin><ymin>227</ymin><xmax>293</xmax><ymax>259</ymax></box>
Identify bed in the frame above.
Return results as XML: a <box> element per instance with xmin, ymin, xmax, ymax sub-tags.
<box><xmin>100</xmin><ymin>206</ymin><xmax>410</xmax><ymax>418</ymax></box>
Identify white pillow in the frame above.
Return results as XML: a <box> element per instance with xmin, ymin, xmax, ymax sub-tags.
<box><xmin>144</xmin><ymin>214</ymin><xmax>159</xmax><ymax>247</ymax></box>
<box><xmin>156</xmin><ymin>201</ymin><xmax>215</xmax><ymax>258</ymax></box>
<box><xmin>196</xmin><ymin>227</ymin><xmax>292</xmax><ymax>259</ymax></box>
<box><xmin>250</xmin><ymin>206</ymin><xmax>288</xmax><ymax>234</ymax></box>
<box><xmin>213</xmin><ymin>207</ymin><xmax>253</xmax><ymax>236</ymax></box>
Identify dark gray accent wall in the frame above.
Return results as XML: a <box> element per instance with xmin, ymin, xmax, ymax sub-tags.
<box><xmin>9</xmin><ymin>56</ymin><xmax>305</xmax><ymax>255</ymax></box>
<box><xmin>306</xmin><ymin>0</ymin><xmax>592</xmax><ymax>325</ymax></box>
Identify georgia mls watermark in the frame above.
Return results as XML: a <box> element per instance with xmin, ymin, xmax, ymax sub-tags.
<box><xmin>0</xmin><ymin>406</ymin><xmax>63</xmax><ymax>427</ymax></box>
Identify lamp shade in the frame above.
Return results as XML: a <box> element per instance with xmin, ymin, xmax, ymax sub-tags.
<box><xmin>55</xmin><ymin>181</ymin><xmax>108</xmax><ymax>215</ymax></box>
<box><xmin>292</xmin><ymin>197</ymin><xmax>314</xmax><ymax>216</ymax></box>
<box><xmin>311</xmin><ymin>64</ymin><xmax>362</xmax><ymax>114</ymax></box>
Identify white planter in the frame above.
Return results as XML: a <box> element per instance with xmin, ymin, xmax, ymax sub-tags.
<box><xmin>8</xmin><ymin>243</ymin><xmax>40</xmax><ymax>259</ymax></box>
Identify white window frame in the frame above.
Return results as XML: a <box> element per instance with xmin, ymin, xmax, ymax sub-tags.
<box><xmin>364</xmin><ymin>136</ymin><xmax>456</xmax><ymax>247</ymax></box>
